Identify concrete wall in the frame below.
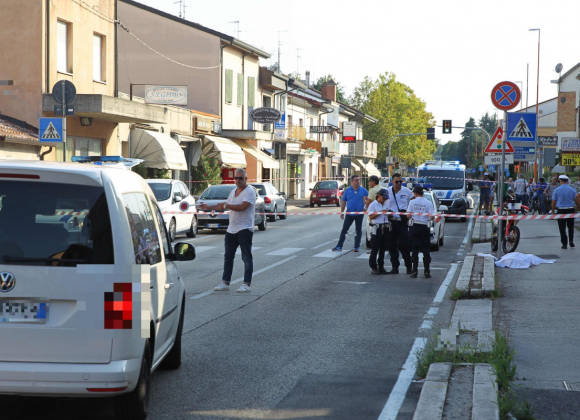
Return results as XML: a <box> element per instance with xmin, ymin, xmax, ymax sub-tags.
<box><xmin>117</xmin><ymin>0</ymin><xmax>221</xmax><ymax>115</ymax></box>
<box><xmin>557</xmin><ymin>91</ymin><xmax>577</xmax><ymax>133</ymax></box>
<box><xmin>0</xmin><ymin>0</ymin><xmax>43</xmax><ymax>126</ymax></box>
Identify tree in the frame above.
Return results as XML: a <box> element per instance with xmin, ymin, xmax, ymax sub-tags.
<box><xmin>190</xmin><ymin>155</ymin><xmax>222</xmax><ymax>194</ymax></box>
<box><xmin>355</xmin><ymin>72</ymin><xmax>436</xmax><ymax>167</ymax></box>
<box><xmin>312</xmin><ymin>74</ymin><xmax>348</xmax><ymax>104</ymax></box>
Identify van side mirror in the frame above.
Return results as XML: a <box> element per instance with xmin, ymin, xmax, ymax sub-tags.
<box><xmin>173</xmin><ymin>242</ymin><xmax>195</xmax><ymax>261</ymax></box>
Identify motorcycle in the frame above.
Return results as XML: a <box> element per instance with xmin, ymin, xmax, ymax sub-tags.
<box><xmin>491</xmin><ymin>191</ymin><xmax>529</xmax><ymax>254</ymax></box>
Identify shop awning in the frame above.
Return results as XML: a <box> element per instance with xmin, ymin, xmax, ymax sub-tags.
<box><xmin>202</xmin><ymin>135</ymin><xmax>246</xmax><ymax>168</ymax></box>
<box><xmin>351</xmin><ymin>160</ymin><xmax>361</xmax><ymax>171</ymax></box>
<box><xmin>234</xmin><ymin>141</ymin><xmax>279</xmax><ymax>169</ymax></box>
<box><xmin>363</xmin><ymin>160</ymin><xmax>381</xmax><ymax>177</ymax></box>
<box><xmin>130</xmin><ymin>128</ymin><xmax>188</xmax><ymax>170</ymax></box>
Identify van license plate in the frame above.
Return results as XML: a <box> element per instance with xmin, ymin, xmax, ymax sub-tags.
<box><xmin>0</xmin><ymin>301</ymin><xmax>48</xmax><ymax>323</ymax></box>
<box><xmin>208</xmin><ymin>224</ymin><xmax>219</xmax><ymax>228</ymax></box>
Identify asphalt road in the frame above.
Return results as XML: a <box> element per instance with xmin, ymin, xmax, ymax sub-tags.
<box><xmin>4</xmin><ymin>207</ymin><xmax>470</xmax><ymax>420</ymax></box>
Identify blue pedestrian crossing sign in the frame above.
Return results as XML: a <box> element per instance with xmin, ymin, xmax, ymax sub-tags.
<box><xmin>507</xmin><ymin>112</ymin><xmax>536</xmax><ymax>143</ymax></box>
<box><xmin>39</xmin><ymin>118</ymin><xmax>63</xmax><ymax>143</ymax></box>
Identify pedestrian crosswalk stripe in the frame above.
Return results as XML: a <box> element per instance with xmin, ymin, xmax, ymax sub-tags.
<box><xmin>194</xmin><ymin>246</ymin><xmax>216</xmax><ymax>254</ymax></box>
<box><xmin>313</xmin><ymin>249</ymin><xmax>346</xmax><ymax>258</ymax></box>
<box><xmin>266</xmin><ymin>247</ymin><xmax>304</xmax><ymax>256</ymax></box>
<box><xmin>509</xmin><ymin>117</ymin><xmax>533</xmax><ymax>138</ymax></box>
<box><xmin>235</xmin><ymin>246</ymin><xmax>262</xmax><ymax>255</ymax></box>
<box><xmin>41</xmin><ymin>122</ymin><xmax>61</xmax><ymax>140</ymax></box>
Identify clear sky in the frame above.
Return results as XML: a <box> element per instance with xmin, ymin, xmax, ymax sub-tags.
<box><xmin>135</xmin><ymin>0</ymin><xmax>579</xmax><ymax>144</ymax></box>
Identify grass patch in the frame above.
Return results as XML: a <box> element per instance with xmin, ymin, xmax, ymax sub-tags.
<box><xmin>415</xmin><ymin>331</ymin><xmax>536</xmax><ymax>419</ymax></box>
<box><xmin>450</xmin><ymin>288</ymin><xmax>465</xmax><ymax>300</ymax></box>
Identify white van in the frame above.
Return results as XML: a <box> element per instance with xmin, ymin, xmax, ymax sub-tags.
<box><xmin>0</xmin><ymin>157</ymin><xmax>195</xmax><ymax>419</ymax></box>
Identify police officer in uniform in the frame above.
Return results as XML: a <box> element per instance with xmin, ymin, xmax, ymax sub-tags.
<box><xmin>386</xmin><ymin>173</ymin><xmax>414</xmax><ymax>274</ymax></box>
<box><xmin>407</xmin><ymin>185</ymin><xmax>435</xmax><ymax>278</ymax></box>
<box><xmin>367</xmin><ymin>188</ymin><xmax>390</xmax><ymax>274</ymax></box>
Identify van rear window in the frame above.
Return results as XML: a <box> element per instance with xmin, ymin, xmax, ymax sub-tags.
<box><xmin>0</xmin><ymin>181</ymin><xmax>114</xmax><ymax>266</ymax></box>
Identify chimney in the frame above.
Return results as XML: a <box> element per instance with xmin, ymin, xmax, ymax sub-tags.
<box><xmin>321</xmin><ymin>79</ymin><xmax>337</xmax><ymax>102</ymax></box>
<box><xmin>305</xmin><ymin>70</ymin><xmax>310</xmax><ymax>87</ymax></box>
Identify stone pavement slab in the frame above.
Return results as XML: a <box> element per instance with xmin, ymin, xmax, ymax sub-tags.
<box><xmin>450</xmin><ymin>300</ymin><xmax>492</xmax><ymax>332</ymax></box>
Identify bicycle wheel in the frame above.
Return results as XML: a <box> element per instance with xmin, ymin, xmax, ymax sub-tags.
<box><xmin>502</xmin><ymin>224</ymin><xmax>520</xmax><ymax>253</ymax></box>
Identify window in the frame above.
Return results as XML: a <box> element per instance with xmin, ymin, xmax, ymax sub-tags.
<box><xmin>225</xmin><ymin>69</ymin><xmax>233</xmax><ymax>104</ymax></box>
<box><xmin>299</xmin><ymin>118</ymin><xmax>304</xmax><ymax>127</ymax></box>
<box><xmin>237</xmin><ymin>73</ymin><xmax>244</xmax><ymax>105</ymax></box>
<box><xmin>57</xmin><ymin>20</ymin><xmax>72</xmax><ymax>73</ymax></box>
<box><xmin>309</xmin><ymin>163</ymin><xmax>313</xmax><ymax>183</ymax></box>
<box><xmin>247</xmin><ymin>76</ymin><xmax>256</xmax><ymax>107</ymax></box>
<box><xmin>0</xmin><ymin>181</ymin><xmax>114</xmax><ymax>266</ymax></box>
<box><xmin>123</xmin><ymin>193</ymin><xmax>162</xmax><ymax>265</ymax></box>
<box><xmin>93</xmin><ymin>33</ymin><xmax>105</xmax><ymax>82</ymax></box>
<box><xmin>154</xmin><ymin>205</ymin><xmax>170</xmax><ymax>257</ymax></box>
<box><xmin>287</xmin><ymin>114</ymin><xmax>293</xmax><ymax>127</ymax></box>
<box><xmin>148</xmin><ymin>183</ymin><xmax>172</xmax><ymax>201</ymax></box>
<box><xmin>73</xmin><ymin>137</ymin><xmax>103</xmax><ymax>157</ymax></box>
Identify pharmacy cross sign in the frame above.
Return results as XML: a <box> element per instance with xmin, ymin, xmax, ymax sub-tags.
<box><xmin>491</xmin><ymin>81</ymin><xmax>521</xmax><ymax>111</ymax></box>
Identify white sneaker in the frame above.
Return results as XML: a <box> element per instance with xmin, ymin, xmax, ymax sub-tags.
<box><xmin>214</xmin><ymin>281</ymin><xmax>230</xmax><ymax>291</ymax></box>
<box><xmin>236</xmin><ymin>283</ymin><xmax>251</xmax><ymax>293</ymax></box>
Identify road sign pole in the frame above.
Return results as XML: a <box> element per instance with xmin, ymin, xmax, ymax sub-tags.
<box><xmin>498</xmin><ymin>112</ymin><xmax>508</xmax><ymax>257</ymax></box>
<box><xmin>61</xmin><ymin>82</ymin><xmax>67</xmax><ymax>162</ymax></box>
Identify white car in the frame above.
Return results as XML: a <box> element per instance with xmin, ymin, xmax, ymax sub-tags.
<box><xmin>146</xmin><ymin>179</ymin><xmax>197</xmax><ymax>242</ymax></box>
<box><xmin>423</xmin><ymin>190</ymin><xmax>447</xmax><ymax>251</ymax></box>
<box><xmin>0</xmin><ymin>157</ymin><xmax>196</xmax><ymax>419</ymax></box>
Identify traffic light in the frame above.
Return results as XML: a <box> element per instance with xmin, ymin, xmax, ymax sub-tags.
<box><xmin>443</xmin><ymin>120</ymin><xmax>452</xmax><ymax>134</ymax></box>
<box><xmin>427</xmin><ymin>127</ymin><xmax>435</xmax><ymax>140</ymax></box>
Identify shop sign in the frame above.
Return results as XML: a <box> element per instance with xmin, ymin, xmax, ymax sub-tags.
<box><xmin>538</xmin><ymin>136</ymin><xmax>558</xmax><ymax>146</ymax></box>
<box><xmin>562</xmin><ymin>152</ymin><xmax>580</xmax><ymax>166</ymax></box>
<box><xmin>561</xmin><ymin>138</ymin><xmax>580</xmax><ymax>152</ymax></box>
<box><xmin>195</xmin><ymin>116</ymin><xmax>214</xmax><ymax>133</ymax></box>
<box><xmin>310</xmin><ymin>126</ymin><xmax>332</xmax><ymax>134</ymax></box>
<box><xmin>341</xmin><ymin>121</ymin><xmax>357</xmax><ymax>143</ymax></box>
<box><xmin>250</xmin><ymin>107</ymin><xmax>281</xmax><ymax>124</ymax></box>
<box><xmin>145</xmin><ymin>85</ymin><xmax>187</xmax><ymax>105</ymax></box>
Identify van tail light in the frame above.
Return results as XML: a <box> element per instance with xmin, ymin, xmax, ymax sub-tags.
<box><xmin>0</xmin><ymin>173</ymin><xmax>40</xmax><ymax>179</ymax></box>
<box><xmin>105</xmin><ymin>283</ymin><xmax>133</xmax><ymax>329</ymax></box>
<box><xmin>264</xmin><ymin>197</ymin><xmax>271</xmax><ymax>204</ymax></box>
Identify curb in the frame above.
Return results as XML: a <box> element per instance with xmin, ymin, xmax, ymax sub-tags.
<box><xmin>412</xmin><ymin>363</ymin><xmax>451</xmax><ymax>420</ymax></box>
<box><xmin>473</xmin><ymin>364</ymin><xmax>500</xmax><ymax>420</ymax></box>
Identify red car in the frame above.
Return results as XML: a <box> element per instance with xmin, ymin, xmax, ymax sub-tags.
<box><xmin>309</xmin><ymin>180</ymin><xmax>343</xmax><ymax>207</ymax></box>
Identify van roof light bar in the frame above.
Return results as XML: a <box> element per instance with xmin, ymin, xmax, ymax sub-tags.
<box><xmin>71</xmin><ymin>156</ymin><xmax>143</xmax><ymax>168</ymax></box>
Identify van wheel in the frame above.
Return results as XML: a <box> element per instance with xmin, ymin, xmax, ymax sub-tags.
<box><xmin>169</xmin><ymin>219</ymin><xmax>176</xmax><ymax>242</ymax></box>
<box><xmin>160</xmin><ymin>298</ymin><xmax>184</xmax><ymax>370</ymax></box>
<box><xmin>258</xmin><ymin>215</ymin><xmax>267</xmax><ymax>231</ymax></box>
<box><xmin>186</xmin><ymin>217</ymin><xmax>197</xmax><ymax>238</ymax></box>
<box><xmin>115</xmin><ymin>342</ymin><xmax>151</xmax><ymax>420</ymax></box>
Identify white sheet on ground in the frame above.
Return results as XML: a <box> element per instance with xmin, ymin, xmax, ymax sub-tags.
<box><xmin>494</xmin><ymin>252</ymin><xmax>556</xmax><ymax>269</ymax></box>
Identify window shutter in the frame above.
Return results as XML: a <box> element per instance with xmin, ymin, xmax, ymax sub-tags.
<box><xmin>225</xmin><ymin>69</ymin><xmax>233</xmax><ymax>104</ymax></box>
<box><xmin>237</xmin><ymin>73</ymin><xmax>244</xmax><ymax>105</ymax></box>
<box><xmin>247</xmin><ymin>77</ymin><xmax>255</xmax><ymax>107</ymax></box>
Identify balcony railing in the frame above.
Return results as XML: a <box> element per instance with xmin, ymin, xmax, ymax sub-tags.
<box><xmin>348</xmin><ymin>140</ymin><xmax>377</xmax><ymax>159</ymax></box>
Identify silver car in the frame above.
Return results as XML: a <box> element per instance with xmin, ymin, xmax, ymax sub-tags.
<box><xmin>251</xmin><ymin>182</ymin><xmax>287</xmax><ymax>222</ymax></box>
<box><xmin>197</xmin><ymin>184</ymin><xmax>267</xmax><ymax>232</ymax></box>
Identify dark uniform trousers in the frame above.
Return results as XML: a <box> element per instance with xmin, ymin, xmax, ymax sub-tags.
<box><xmin>369</xmin><ymin>224</ymin><xmax>389</xmax><ymax>271</ymax></box>
<box><xmin>410</xmin><ymin>223</ymin><xmax>431</xmax><ymax>271</ymax></box>
<box><xmin>388</xmin><ymin>219</ymin><xmax>412</xmax><ymax>270</ymax></box>
<box><xmin>556</xmin><ymin>208</ymin><xmax>575</xmax><ymax>246</ymax></box>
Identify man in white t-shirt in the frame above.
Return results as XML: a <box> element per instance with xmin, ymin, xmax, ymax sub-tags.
<box><xmin>407</xmin><ymin>185</ymin><xmax>435</xmax><ymax>278</ymax></box>
<box><xmin>199</xmin><ymin>168</ymin><xmax>256</xmax><ymax>293</ymax></box>
<box><xmin>513</xmin><ymin>174</ymin><xmax>527</xmax><ymax>204</ymax></box>
<box><xmin>367</xmin><ymin>188</ymin><xmax>390</xmax><ymax>274</ymax></box>
<box><xmin>385</xmin><ymin>173</ymin><xmax>414</xmax><ymax>274</ymax></box>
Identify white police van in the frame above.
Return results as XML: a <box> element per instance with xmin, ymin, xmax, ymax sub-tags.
<box><xmin>417</xmin><ymin>160</ymin><xmax>469</xmax><ymax>221</ymax></box>
<box><xmin>0</xmin><ymin>156</ymin><xmax>195</xmax><ymax>419</ymax></box>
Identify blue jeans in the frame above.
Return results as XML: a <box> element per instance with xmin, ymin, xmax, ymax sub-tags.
<box><xmin>533</xmin><ymin>191</ymin><xmax>546</xmax><ymax>214</ymax></box>
<box><xmin>223</xmin><ymin>229</ymin><xmax>253</xmax><ymax>285</ymax></box>
<box><xmin>336</xmin><ymin>214</ymin><xmax>364</xmax><ymax>249</ymax></box>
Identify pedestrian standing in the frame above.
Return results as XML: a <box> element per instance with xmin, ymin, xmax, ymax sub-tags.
<box><xmin>199</xmin><ymin>168</ymin><xmax>256</xmax><ymax>293</ymax></box>
<box><xmin>526</xmin><ymin>178</ymin><xmax>534</xmax><ymax>206</ymax></box>
<box><xmin>478</xmin><ymin>173</ymin><xmax>491</xmax><ymax>215</ymax></box>
<box><xmin>544</xmin><ymin>176</ymin><xmax>559</xmax><ymax>212</ymax></box>
<box><xmin>514</xmin><ymin>174</ymin><xmax>527</xmax><ymax>204</ymax></box>
<box><xmin>551</xmin><ymin>174</ymin><xmax>579</xmax><ymax>249</ymax></box>
<box><xmin>368</xmin><ymin>188</ymin><xmax>390</xmax><ymax>274</ymax></box>
<box><xmin>365</xmin><ymin>175</ymin><xmax>382</xmax><ymax>253</ymax></box>
<box><xmin>332</xmin><ymin>175</ymin><xmax>368</xmax><ymax>252</ymax></box>
<box><xmin>407</xmin><ymin>186</ymin><xmax>435</xmax><ymax>278</ymax></box>
<box><xmin>385</xmin><ymin>173</ymin><xmax>414</xmax><ymax>274</ymax></box>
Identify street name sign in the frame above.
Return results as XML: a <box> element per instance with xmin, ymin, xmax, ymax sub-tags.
<box><xmin>491</xmin><ymin>81</ymin><xmax>521</xmax><ymax>111</ymax></box>
<box><xmin>39</xmin><ymin>117</ymin><xmax>63</xmax><ymax>143</ymax></box>
<box><xmin>484</xmin><ymin>127</ymin><xmax>514</xmax><ymax>153</ymax></box>
<box><xmin>561</xmin><ymin>138</ymin><xmax>580</xmax><ymax>152</ymax></box>
<box><xmin>507</xmin><ymin>112</ymin><xmax>536</xmax><ymax>143</ymax></box>
<box><xmin>485</xmin><ymin>154</ymin><xmax>514</xmax><ymax>165</ymax></box>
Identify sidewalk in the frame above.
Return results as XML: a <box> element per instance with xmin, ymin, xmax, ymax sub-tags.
<box><xmin>493</xmin><ymin>219</ymin><xmax>580</xmax><ymax>418</ymax></box>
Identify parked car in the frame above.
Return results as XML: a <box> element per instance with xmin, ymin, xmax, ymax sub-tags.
<box><xmin>251</xmin><ymin>182</ymin><xmax>287</xmax><ymax>222</ymax></box>
<box><xmin>147</xmin><ymin>179</ymin><xmax>197</xmax><ymax>242</ymax></box>
<box><xmin>309</xmin><ymin>180</ymin><xmax>343</xmax><ymax>207</ymax></box>
<box><xmin>0</xmin><ymin>157</ymin><xmax>196</xmax><ymax>419</ymax></box>
<box><xmin>197</xmin><ymin>184</ymin><xmax>267</xmax><ymax>231</ymax></box>
<box><xmin>423</xmin><ymin>190</ymin><xmax>447</xmax><ymax>250</ymax></box>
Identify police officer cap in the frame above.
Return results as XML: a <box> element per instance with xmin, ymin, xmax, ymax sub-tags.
<box><xmin>378</xmin><ymin>188</ymin><xmax>389</xmax><ymax>199</ymax></box>
<box><xmin>413</xmin><ymin>185</ymin><xmax>424</xmax><ymax>194</ymax></box>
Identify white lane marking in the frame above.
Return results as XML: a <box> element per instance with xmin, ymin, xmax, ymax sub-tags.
<box><xmin>333</xmin><ymin>281</ymin><xmax>370</xmax><ymax>285</ymax></box>
<box><xmin>462</xmin><ymin>212</ymin><xmax>476</xmax><ymax>245</ymax></box>
<box><xmin>419</xmin><ymin>320</ymin><xmax>433</xmax><ymax>330</ymax></box>
<box><xmin>377</xmin><ymin>337</ymin><xmax>427</xmax><ymax>420</ymax></box>
<box><xmin>433</xmin><ymin>263</ymin><xmax>458</xmax><ymax>304</ymax></box>
<box><xmin>426</xmin><ymin>307</ymin><xmax>439</xmax><ymax>317</ymax></box>
<box><xmin>189</xmin><ymin>255</ymin><xmax>297</xmax><ymax>300</ymax></box>
<box><xmin>311</xmin><ymin>239</ymin><xmax>336</xmax><ymax>250</ymax></box>
<box><xmin>266</xmin><ymin>247</ymin><xmax>304</xmax><ymax>256</ymax></box>
<box><xmin>235</xmin><ymin>246</ymin><xmax>262</xmax><ymax>255</ymax></box>
<box><xmin>313</xmin><ymin>249</ymin><xmax>347</xmax><ymax>258</ymax></box>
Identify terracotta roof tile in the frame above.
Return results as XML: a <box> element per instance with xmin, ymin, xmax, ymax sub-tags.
<box><xmin>0</xmin><ymin>114</ymin><xmax>38</xmax><ymax>143</ymax></box>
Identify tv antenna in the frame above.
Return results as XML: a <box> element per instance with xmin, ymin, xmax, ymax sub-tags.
<box><xmin>229</xmin><ymin>20</ymin><xmax>241</xmax><ymax>38</ymax></box>
<box><xmin>174</xmin><ymin>0</ymin><xmax>186</xmax><ymax>18</ymax></box>
<box><xmin>276</xmin><ymin>30</ymin><xmax>288</xmax><ymax>72</ymax></box>
<box><xmin>296</xmin><ymin>48</ymin><xmax>302</xmax><ymax>77</ymax></box>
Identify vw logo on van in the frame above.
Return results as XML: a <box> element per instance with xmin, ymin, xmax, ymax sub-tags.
<box><xmin>0</xmin><ymin>272</ymin><xmax>15</xmax><ymax>292</ymax></box>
